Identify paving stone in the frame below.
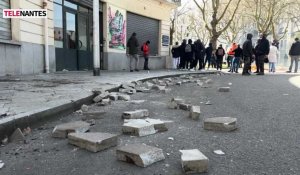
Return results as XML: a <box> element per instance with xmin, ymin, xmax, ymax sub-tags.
<box><xmin>218</xmin><ymin>87</ymin><xmax>230</xmax><ymax>92</ymax></box>
<box><xmin>166</xmin><ymin>82</ymin><xmax>174</xmax><ymax>86</ymax></box>
<box><xmin>93</xmin><ymin>92</ymin><xmax>109</xmax><ymax>103</ymax></box>
<box><xmin>145</xmin><ymin>82</ymin><xmax>154</xmax><ymax>88</ymax></box>
<box><xmin>80</xmin><ymin>104</ymin><xmax>89</xmax><ymax>112</ymax></box>
<box><xmin>205</xmin><ymin>101</ymin><xmax>212</xmax><ymax>105</ymax></box>
<box><xmin>197</xmin><ymin>82</ymin><xmax>204</xmax><ymax>86</ymax></box>
<box><xmin>176</xmin><ymin>82</ymin><xmax>182</xmax><ymax>86</ymax></box>
<box><xmin>92</xmin><ymin>88</ymin><xmax>107</xmax><ymax>95</ymax></box>
<box><xmin>204</xmin><ymin>117</ymin><xmax>237</xmax><ymax>131</ymax></box>
<box><xmin>161</xmin><ymin>89</ymin><xmax>171</xmax><ymax>94</ymax></box>
<box><xmin>168</xmin><ymin>98</ymin><xmax>185</xmax><ymax>109</ymax></box>
<box><xmin>178</xmin><ymin>103</ymin><xmax>192</xmax><ymax>111</ymax></box>
<box><xmin>52</xmin><ymin>121</ymin><xmax>90</xmax><ymax>138</ymax></box>
<box><xmin>122</xmin><ymin>109</ymin><xmax>149</xmax><ymax>119</ymax></box>
<box><xmin>118</xmin><ymin>94</ymin><xmax>131</xmax><ymax>101</ymax></box>
<box><xmin>180</xmin><ymin>149</ymin><xmax>209</xmax><ymax>174</ymax></box>
<box><xmin>121</xmin><ymin>83</ymin><xmax>136</xmax><ymax>89</ymax></box>
<box><xmin>119</xmin><ymin>88</ymin><xmax>136</xmax><ymax>94</ymax></box>
<box><xmin>82</xmin><ymin>111</ymin><xmax>106</xmax><ymax>120</ymax></box>
<box><xmin>117</xmin><ymin>144</ymin><xmax>165</xmax><ymax>167</ymax></box>
<box><xmin>152</xmin><ymin>85</ymin><xmax>166</xmax><ymax>91</ymax></box>
<box><xmin>205</xmin><ymin>79</ymin><xmax>213</xmax><ymax>84</ymax></box>
<box><xmin>122</xmin><ymin>119</ymin><xmax>156</xmax><ymax>136</ymax></box>
<box><xmin>9</xmin><ymin>128</ymin><xmax>25</xmax><ymax>143</ymax></box>
<box><xmin>136</xmin><ymin>87</ymin><xmax>151</xmax><ymax>93</ymax></box>
<box><xmin>163</xmin><ymin>78</ymin><xmax>172</xmax><ymax>82</ymax></box>
<box><xmin>128</xmin><ymin>100</ymin><xmax>146</xmax><ymax>104</ymax></box>
<box><xmin>145</xmin><ymin>118</ymin><xmax>168</xmax><ymax>132</ymax></box>
<box><xmin>97</xmin><ymin>98</ymin><xmax>111</xmax><ymax>106</ymax></box>
<box><xmin>190</xmin><ymin>106</ymin><xmax>201</xmax><ymax>120</ymax></box>
<box><xmin>108</xmin><ymin>93</ymin><xmax>119</xmax><ymax>101</ymax></box>
<box><xmin>68</xmin><ymin>132</ymin><xmax>118</xmax><ymax>152</ymax></box>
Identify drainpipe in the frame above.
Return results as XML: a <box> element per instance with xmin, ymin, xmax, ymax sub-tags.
<box><xmin>43</xmin><ymin>1</ymin><xmax>50</xmax><ymax>73</ymax></box>
<box><xmin>93</xmin><ymin>0</ymin><xmax>100</xmax><ymax>76</ymax></box>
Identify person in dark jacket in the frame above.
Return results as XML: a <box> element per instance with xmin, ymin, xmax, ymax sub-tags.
<box><xmin>142</xmin><ymin>40</ymin><xmax>150</xmax><ymax>70</ymax></box>
<box><xmin>193</xmin><ymin>39</ymin><xmax>205</xmax><ymax>70</ymax></box>
<box><xmin>171</xmin><ymin>42</ymin><xmax>181</xmax><ymax>69</ymax></box>
<box><xmin>242</xmin><ymin>33</ymin><xmax>254</xmax><ymax>75</ymax></box>
<box><xmin>230</xmin><ymin>44</ymin><xmax>243</xmax><ymax>73</ymax></box>
<box><xmin>185</xmin><ymin>39</ymin><xmax>194</xmax><ymax>71</ymax></box>
<box><xmin>255</xmin><ymin>33</ymin><xmax>270</xmax><ymax>75</ymax></box>
<box><xmin>215</xmin><ymin>44</ymin><xmax>225</xmax><ymax>70</ymax></box>
<box><xmin>127</xmin><ymin>32</ymin><xmax>139</xmax><ymax>72</ymax></box>
<box><xmin>205</xmin><ymin>43</ymin><xmax>213</xmax><ymax>70</ymax></box>
<box><xmin>179</xmin><ymin>39</ymin><xmax>187</xmax><ymax>70</ymax></box>
<box><xmin>254</xmin><ymin>39</ymin><xmax>261</xmax><ymax>73</ymax></box>
<box><xmin>287</xmin><ymin>38</ymin><xmax>300</xmax><ymax>73</ymax></box>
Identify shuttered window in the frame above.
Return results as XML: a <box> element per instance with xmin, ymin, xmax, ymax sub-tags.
<box><xmin>0</xmin><ymin>0</ymin><xmax>11</xmax><ymax>40</ymax></box>
<box><xmin>127</xmin><ymin>12</ymin><xmax>159</xmax><ymax>55</ymax></box>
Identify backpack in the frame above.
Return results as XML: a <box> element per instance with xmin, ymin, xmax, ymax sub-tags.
<box><xmin>217</xmin><ymin>48</ymin><xmax>224</xmax><ymax>55</ymax></box>
<box><xmin>185</xmin><ymin>44</ymin><xmax>192</xmax><ymax>53</ymax></box>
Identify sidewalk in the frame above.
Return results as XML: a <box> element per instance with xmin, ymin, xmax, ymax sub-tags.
<box><xmin>0</xmin><ymin>70</ymin><xmax>216</xmax><ymax>138</ymax></box>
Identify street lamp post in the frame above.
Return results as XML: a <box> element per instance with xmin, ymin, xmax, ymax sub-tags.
<box><xmin>93</xmin><ymin>0</ymin><xmax>100</xmax><ymax>76</ymax></box>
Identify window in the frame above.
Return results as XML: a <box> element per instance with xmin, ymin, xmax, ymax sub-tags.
<box><xmin>0</xmin><ymin>0</ymin><xmax>12</xmax><ymax>40</ymax></box>
<box><xmin>54</xmin><ymin>3</ymin><xmax>63</xmax><ymax>48</ymax></box>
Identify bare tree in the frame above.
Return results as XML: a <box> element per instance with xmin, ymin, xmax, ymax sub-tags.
<box><xmin>193</xmin><ymin>0</ymin><xmax>242</xmax><ymax>49</ymax></box>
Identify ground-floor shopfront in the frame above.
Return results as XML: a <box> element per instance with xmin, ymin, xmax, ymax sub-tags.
<box><xmin>0</xmin><ymin>0</ymin><xmax>177</xmax><ymax>76</ymax></box>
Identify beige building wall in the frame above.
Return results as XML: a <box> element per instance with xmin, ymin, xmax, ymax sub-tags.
<box><xmin>11</xmin><ymin>0</ymin><xmax>54</xmax><ymax>45</ymax></box>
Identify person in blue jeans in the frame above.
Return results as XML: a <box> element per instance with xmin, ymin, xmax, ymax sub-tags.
<box><xmin>230</xmin><ymin>44</ymin><xmax>243</xmax><ymax>73</ymax></box>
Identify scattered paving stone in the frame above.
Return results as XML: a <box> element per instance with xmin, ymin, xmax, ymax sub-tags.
<box><xmin>197</xmin><ymin>82</ymin><xmax>204</xmax><ymax>86</ymax></box>
<box><xmin>176</xmin><ymin>82</ymin><xmax>182</xmax><ymax>86</ymax></box>
<box><xmin>135</xmin><ymin>87</ymin><xmax>150</xmax><ymax>93</ymax></box>
<box><xmin>163</xmin><ymin>78</ymin><xmax>172</xmax><ymax>82</ymax></box>
<box><xmin>228</xmin><ymin>82</ymin><xmax>232</xmax><ymax>86</ymax></box>
<box><xmin>168</xmin><ymin>137</ymin><xmax>174</xmax><ymax>141</ymax></box>
<box><xmin>145</xmin><ymin>118</ymin><xmax>168</xmax><ymax>132</ymax></box>
<box><xmin>97</xmin><ymin>98</ymin><xmax>111</xmax><ymax>106</ymax></box>
<box><xmin>204</xmin><ymin>117</ymin><xmax>237</xmax><ymax>131</ymax></box>
<box><xmin>145</xmin><ymin>82</ymin><xmax>154</xmax><ymax>89</ymax></box>
<box><xmin>166</xmin><ymin>82</ymin><xmax>174</xmax><ymax>86</ymax></box>
<box><xmin>180</xmin><ymin>149</ymin><xmax>209</xmax><ymax>174</ymax></box>
<box><xmin>119</xmin><ymin>88</ymin><xmax>136</xmax><ymax>94</ymax></box>
<box><xmin>118</xmin><ymin>94</ymin><xmax>131</xmax><ymax>101</ymax></box>
<box><xmin>0</xmin><ymin>160</ymin><xmax>4</xmax><ymax>169</ymax></box>
<box><xmin>1</xmin><ymin>137</ymin><xmax>8</xmax><ymax>145</ymax></box>
<box><xmin>122</xmin><ymin>119</ymin><xmax>156</xmax><ymax>136</ymax></box>
<box><xmin>9</xmin><ymin>128</ymin><xmax>25</xmax><ymax>143</ymax></box>
<box><xmin>200</xmin><ymin>76</ymin><xmax>208</xmax><ymax>80</ymax></box>
<box><xmin>92</xmin><ymin>88</ymin><xmax>106</xmax><ymax>95</ymax></box>
<box><xmin>178</xmin><ymin>103</ymin><xmax>192</xmax><ymax>111</ymax></box>
<box><xmin>86</xmin><ymin>119</ymin><xmax>96</xmax><ymax>126</ymax></box>
<box><xmin>52</xmin><ymin>121</ymin><xmax>90</xmax><ymax>138</ymax></box>
<box><xmin>93</xmin><ymin>92</ymin><xmax>109</xmax><ymax>103</ymax></box>
<box><xmin>205</xmin><ymin>101</ymin><xmax>212</xmax><ymax>105</ymax></box>
<box><xmin>82</xmin><ymin>111</ymin><xmax>106</xmax><ymax>120</ymax></box>
<box><xmin>161</xmin><ymin>89</ymin><xmax>171</xmax><ymax>94</ymax></box>
<box><xmin>68</xmin><ymin>132</ymin><xmax>118</xmax><ymax>152</ymax></box>
<box><xmin>116</xmin><ymin>144</ymin><xmax>165</xmax><ymax>167</ymax></box>
<box><xmin>205</xmin><ymin>79</ymin><xmax>213</xmax><ymax>84</ymax></box>
<box><xmin>152</xmin><ymin>85</ymin><xmax>166</xmax><ymax>91</ymax></box>
<box><xmin>190</xmin><ymin>106</ymin><xmax>201</xmax><ymax>120</ymax></box>
<box><xmin>213</xmin><ymin>150</ymin><xmax>225</xmax><ymax>155</ymax></box>
<box><xmin>108</xmin><ymin>93</ymin><xmax>119</xmax><ymax>101</ymax></box>
<box><xmin>128</xmin><ymin>100</ymin><xmax>146</xmax><ymax>104</ymax></box>
<box><xmin>218</xmin><ymin>87</ymin><xmax>230</xmax><ymax>92</ymax></box>
<box><xmin>168</xmin><ymin>98</ymin><xmax>185</xmax><ymax>109</ymax></box>
<box><xmin>81</xmin><ymin>104</ymin><xmax>89</xmax><ymax>112</ymax></box>
<box><xmin>122</xmin><ymin>109</ymin><xmax>149</xmax><ymax>119</ymax></box>
<box><xmin>121</xmin><ymin>83</ymin><xmax>136</xmax><ymax>89</ymax></box>
<box><xmin>23</xmin><ymin>127</ymin><xmax>31</xmax><ymax>136</ymax></box>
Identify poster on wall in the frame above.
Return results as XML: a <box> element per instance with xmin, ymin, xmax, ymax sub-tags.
<box><xmin>162</xmin><ymin>35</ymin><xmax>169</xmax><ymax>46</ymax></box>
<box><xmin>108</xmin><ymin>5</ymin><xmax>126</xmax><ymax>50</ymax></box>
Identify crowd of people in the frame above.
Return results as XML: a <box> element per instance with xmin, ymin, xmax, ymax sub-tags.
<box><xmin>126</xmin><ymin>32</ymin><xmax>300</xmax><ymax>75</ymax></box>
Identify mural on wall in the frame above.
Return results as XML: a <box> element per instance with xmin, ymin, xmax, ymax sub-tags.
<box><xmin>108</xmin><ymin>6</ymin><xmax>126</xmax><ymax>50</ymax></box>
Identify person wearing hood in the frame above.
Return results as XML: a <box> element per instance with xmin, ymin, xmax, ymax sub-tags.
<box><xmin>287</xmin><ymin>38</ymin><xmax>300</xmax><ymax>73</ymax></box>
<box><xmin>171</xmin><ymin>42</ymin><xmax>181</xmax><ymax>69</ymax></box>
<box><xmin>215</xmin><ymin>44</ymin><xmax>225</xmax><ymax>70</ymax></box>
<box><xmin>255</xmin><ymin>33</ymin><xmax>270</xmax><ymax>75</ymax></box>
<box><xmin>205</xmin><ymin>43</ymin><xmax>213</xmax><ymax>70</ymax></box>
<box><xmin>193</xmin><ymin>39</ymin><xmax>205</xmax><ymax>70</ymax></box>
<box><xmin>127</xmin><ymin>32</ymin><xmax>139</xmax><ymax>72</ymax></box>
<box><xmin>242</xmin><ymin>33</ymin><xmax>254</xmax><ymax>75</ymax></box>
<box><xmin>185</xmin><ymin>39</ymin><xmax>194</xmax><ymax>71</ymax></box>
<box><xmin>179</xmin><ymin>39</ymin><xmax>187</xmax><ymax>70</ymax></box>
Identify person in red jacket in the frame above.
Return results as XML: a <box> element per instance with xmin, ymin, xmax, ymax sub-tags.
<box><xmin>142</xmin><ymin>40</ymin><xmax>150</xmax><ymax>70</ymax></box>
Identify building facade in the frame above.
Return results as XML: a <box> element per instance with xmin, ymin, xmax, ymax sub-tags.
<box><xmin>0</xmin><ymin>0</ymin><xmax>179</xmax><ymax>76</ymax></box>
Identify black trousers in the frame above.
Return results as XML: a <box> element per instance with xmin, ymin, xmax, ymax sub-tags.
<box><xmin>186</xmin><ymin>58</ymin><xmax>193</xmax><ymax>69</ymax></box>
<box><xmin>243</xmin><ymin>57</ymin><xmax>251</xmax><ymax>74</ymax></box>
<box><xmin>257</xmin><ymin>55</ymin><xmax>265</xmax><ymax>73</ymax></box>
<box><xmin>195</xmin><ymin>54</ymin><xmax>205</xmax><ymax>70</ymax></box>
<box><xmin>204</xmin><ymin>57</ymin><xmax>211</xmax><ymax>69</ymax></box>
<box><xmin>144</xmin><ymin>55</ymin><xmax>149</xmax><ymax>69</ymax></box>
<box><xmin>216</xmin><ymin>56</ymin><xmax>223</xmax><ymax>70</ymax></box>
<box><xmin>179</xmin><ymin>56</ymin><xmax>186</xmax><ymax>69</ymax></box>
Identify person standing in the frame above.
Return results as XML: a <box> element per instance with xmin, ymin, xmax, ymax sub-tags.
<box><xmin>268</xmin><ymin>42</ymin><xmax>279</xmax><ymax>73</ymax></box>
<box><xmin>215</xmin><ymin>44</ymin><xmax>225</xmax><ymax>70</ymax></box>
<box><xmin>254</xmin><ymin>39</ymin><xmax>261</xmax><ymax>73</ymax></box>
<box><xmin>242</xmin><ymin>33</ymin><xmax>254</xmax><ymax>76</ymax></box>
<box><xmin>142</xmin><ymin>40</ymin><xmax>150</xmax><ymax>70</ymax></box>
<box><xmin>193</xmin><ymin>39</ymin><xmax>205</xmax><ymax>70</ymax></box>
<box><xmin>227</xmin><ymin>43</ymin><xmax>238</xmax><ymax>68</ymax></box>
<box><xmin>127</xmin><ymin>32</ymin><xmax>139</xmax><ymax>72</ymax></box>
<box><xmin>179</xmin><ymin>39</ymin><xmax>187</xmax><ymax>70</ymax></box>
<box><xmin>287</xmin><ymin>38</ymin><xmax>300</xmax><ymax>73</ymax></box>
<box><xmin>255</xmin><ymin>33</ymin><xmax>270</xmax><ymax>75</ymax></box>
<box><xmin>205</xmin><ymin>43</ymin><xmax>213</xmax><ymax>70</ymax></box>
<box><xmin>185</xmin><ymin>39</ymin><xmax>194</xmax><ymax>71</ymax></box>
<box><xmin>231</xmin><ymin>44</ymin><xmax>243</xmax><ymax>73</ymax></box>
<box><xmin>171</xmin><ymin>42</ymin><xmax>181</xmax><ymax>69</ymax></box>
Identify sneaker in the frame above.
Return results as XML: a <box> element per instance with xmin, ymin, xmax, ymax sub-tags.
<box><xmin>130</xmin><ymin>70</ymin><xmax>133</xmax><ymax>72</ymax></box>
<box><xmin>257</xmin><ymin>72</ymin><xmax>264</xmax><ymax>75</ymax></box>
<box><xmin>242</xmin><ymin>72</ymin><xmax>250</xmax><ymax>76</ymax></box>
<box><xmin>286</xmin><ymin>71</ymin><xmax>291</xmax><ymax>73</ymax></box>
<box><xmin>190</xmin><ymin>69</ymin><xmax>195</xmax><ymax>72</ymax></box>
<box><xmin>135</xmin><ymin>69</ymin><xmax>139</xmax><ymax>72</ymax></box>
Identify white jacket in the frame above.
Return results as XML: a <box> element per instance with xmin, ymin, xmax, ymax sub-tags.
<box><xmin>268</xmin><ymin>45</ymin><xmax>279</xmax><ymax>63</ymax></box>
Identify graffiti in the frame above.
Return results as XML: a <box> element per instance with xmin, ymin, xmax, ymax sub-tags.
<box><xmin>108</xmin><ymin>6</ymin><xmax>126</xmax><ymax>50</ymax></box>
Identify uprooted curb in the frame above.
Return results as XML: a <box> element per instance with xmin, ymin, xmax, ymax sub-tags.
<box><xmin>0</xmin><ymin>71</ymin><xmax>217</xmax><ymax>140</ymax></box>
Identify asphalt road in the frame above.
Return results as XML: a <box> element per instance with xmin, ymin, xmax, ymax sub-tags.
<box><xmin>0</xmin><ymin>73</ymin><xmax>299</xmax><ymax>175</ymax></box>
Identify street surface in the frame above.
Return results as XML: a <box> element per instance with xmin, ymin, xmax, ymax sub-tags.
<box><xmin>0</xmin><ymin>73</ymin><xmax>300</xmax><ymax>175</ymax></box>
